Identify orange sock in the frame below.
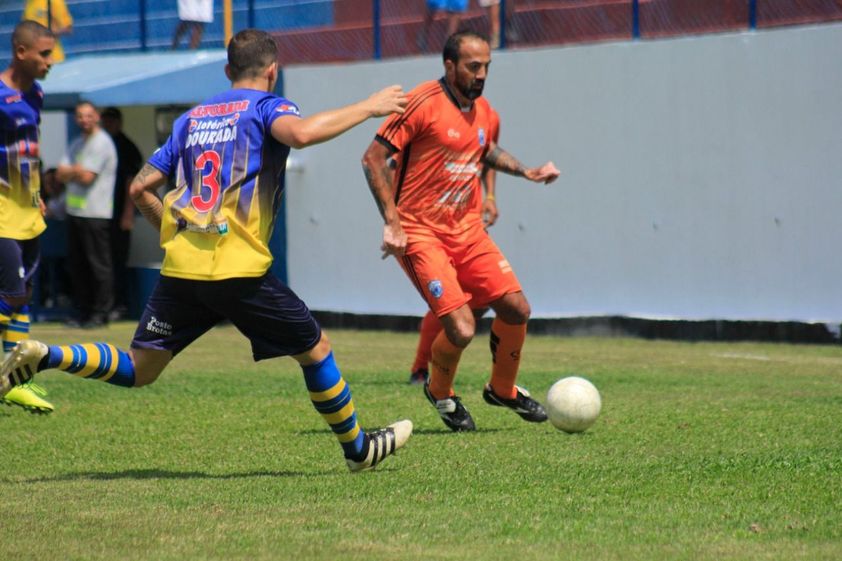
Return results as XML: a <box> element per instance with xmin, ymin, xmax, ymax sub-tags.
<box><xmin>411</xmin><ymin>310</ymin><xmax>443</xmax><ymax>373</ymax></box>
<box><xmin>428</xmin><ymin>330</ymin><xmax>463</xmax><ymax>399</ymax></box>
<box><xmin>489</xmin><ymin>318</ymin><xmax>527</xmax><ymax>399</ymax></box>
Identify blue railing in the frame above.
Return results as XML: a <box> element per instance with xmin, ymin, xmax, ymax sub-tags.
<box><xmin>1</xmin><ymin>0</ymin><xmax>840</xmax><ymax>65</ymax></box>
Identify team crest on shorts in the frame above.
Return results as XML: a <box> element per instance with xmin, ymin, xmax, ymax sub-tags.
<box><xmin>428</xmin><ymin>280</ymin><xmax>444</xmax><ymax>299</ymax></box>
<box><xmin>478</xmin><ymin>128</ymin><xmax>486</xmax><ymax>147</ymax></box>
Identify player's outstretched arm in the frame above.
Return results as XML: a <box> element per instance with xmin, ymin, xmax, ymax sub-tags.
<box><xmin>483</xmin><ymin>142</ymin><xmax>560</xmax><ymax>184</ymax></box>
<box><xmin>361</xmin><ymin>140</ymin><xmax>406</xmax><ymax>258</ymax></box>
<box><xmin>129</xmin><ymin>163</ymin><xmax>167</xmax><ymax>231</ymax></box>
<box><xmin>271</xmin><ymin>85</ymin><xmax>408</xmax><ymax>149</ymax></box>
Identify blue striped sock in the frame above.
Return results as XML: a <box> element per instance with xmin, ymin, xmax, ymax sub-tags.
<box><xmin>302</xmin><ymin>352</ymin><xmax>367</xmax><ymax>459</ymax></box>
<box><xmin>0</xmin><ymin>298</ymin><xmax>13</xmax><ymax>354</ymax></box>
<box><xmin>4</xmin><ymin>304</ymin><xmax>31</xmax><ymax>354</ymax></box>
<box><xmin>45</xmin><ymin>343</ymin><xmax>136</xmax><ymax>387</ymax></box>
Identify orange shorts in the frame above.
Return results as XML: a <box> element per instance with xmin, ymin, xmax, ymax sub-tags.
<box><xmin>397</xmin><ymin>232</ymin><xmax>522</xmax><ymax>317</ymax></box>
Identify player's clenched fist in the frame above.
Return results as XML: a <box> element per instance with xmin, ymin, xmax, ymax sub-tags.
<box><xmin>367</xmin><ymin>85</ymin><xmax>408</xmax><ymax>117</ymax></box>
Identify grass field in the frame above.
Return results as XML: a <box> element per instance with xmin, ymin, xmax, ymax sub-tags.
<box><xmin>2</xmin><ymin>322</ymin><xmax>841</xmax><ymax>561</ymax></box>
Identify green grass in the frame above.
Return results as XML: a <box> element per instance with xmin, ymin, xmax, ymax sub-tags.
<box><xmin>2</xmin><ymin>323</ymin><xmax>841</xmax><ymax>560</ymax></box>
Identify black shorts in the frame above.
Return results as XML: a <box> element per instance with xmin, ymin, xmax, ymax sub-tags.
<box><xmin>131</xmin><ymin>273</ymin><xmax>321</xmax><ymax>361</ymax></box>
<box><xmin>0</xmin><ymin>237</ymin><xmax>40</xmax><ymax>299</ymax></box>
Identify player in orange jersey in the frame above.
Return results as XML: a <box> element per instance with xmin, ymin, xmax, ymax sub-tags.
<box><xmin>362</xmin><ymin>31</ymin><xmax>559</xmax><ymax>431</ymax></box>
<box><xmin>407</xmin><ymin>143</ymin><xmax>499</xmax><ymax>386</ymax></box>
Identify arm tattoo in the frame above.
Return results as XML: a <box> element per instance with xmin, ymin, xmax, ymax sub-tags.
<box><xmin>136</xmin><ymin>196</ymin><xmax>163</xmax><ymax>231</ymax></box>
<box><xmin>133</xmin><ymin>163</ymin><xmax>158</xmax><ymax>185</ymax></box>
<box><xmin>484</xmin><ymin>146</ymin><xmax>526</xmax><ymax>177</ymax></box>
<box><xmin>132</xmin><ymin>163</ymin><xmax>165</xmax><ymax>230</ymax></box>
<box><xmin>363</xmin><ymin>166</ymin><xmax>388</xmax><ymax>218</ymax></box>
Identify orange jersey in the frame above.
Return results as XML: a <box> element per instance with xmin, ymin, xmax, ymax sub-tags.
<box><xmin>376</xmin><ymin>79</ymin><xmax>500</xmax><ymax>244</ymax></box>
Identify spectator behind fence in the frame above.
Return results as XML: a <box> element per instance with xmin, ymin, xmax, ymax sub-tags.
<box><xmin>22</xmin><ymin>0</ymin><xmax>73</xmax><ymax>63</ymax></box>
<box><xmin>418</xmin><ymin>0</ymin><xmax>466</xmax><ymax>53</ymax></box>
<box><xmin>479</xmin><ymin>0</ymin><xmax>502</xmax><ymax>48</ymax></box>
<box><xmin>56</xmin><ymin>101</ymin><xmax>118</xmax><ymax>328</ymax></box>
<box><xmin>101</xmin><ymin>107</ymin><xmax>143</xmax><ymax>321</ymax></box>
<box><xmin>172</xmin><ymin>0</ymin><xmax>214</xmax><ymax>50</ymax></box>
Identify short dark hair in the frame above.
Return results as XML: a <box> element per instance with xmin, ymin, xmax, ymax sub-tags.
<box><xmin>101</xmin><ymin>106</ymin><xmax>122</xmax><ymax>120</ymax></box>
<box><xmin>442</xmin><ymin>31</ymin><xmax>489</xmax><ymax>65</ymax></box>
<box><xmin>12</xmin><ymin>20</ymin><xmax>54</xmax><ymax>50</ymax></box>
<box><xmin>227</xmin><ymin>29</ymin><xmax>278</xmax><ymax>81</ymax></box>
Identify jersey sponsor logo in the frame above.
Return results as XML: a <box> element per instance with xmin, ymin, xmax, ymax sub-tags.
<box><xmin>176</xmin><ymin>217</ymin><xmax>229</xmax><ymax>235</ymax></box>
<box><xmin>185</xmin><ymin>124</ymin><xmax>238</xmax><ymax>148</ymax></box>
<box><xmin>190</xmin><ymin>115</ymin><xmax>240</xmax><ymax>133</ymax></box>
<box><xmin>4</xmin><ymin>94</ymin><xmax>21</xmax><ymax>104</ymax></box>
<box><xmin>444</xmin><ymin>161</ymin><xmax>479</xmax><ymax>177</ymax></box>
<box><xmin>447</xmin><ymin>128</ymin><xmax>461</xmax><ymax>139</ymax></box>
<box><xmin>428</xmin><ymin>280</ymin><xmax>444</xmax><ymax>299</ymax></box>
<box><xmin>146</xmin><ymin>316</ymin><xmax>173</xmax><ymax>337</ymax></box>
<box><xmin>478</xmin><ymin>128</ymin><xmax>486</xmax><ymax>147</ymax></box>
<box><xmin>18</xmin><ymin>266</ymin><xmax>25</xmax><ymax>279</ymax></box>
<box><xmin>277</xmin><ymin>104</ymin><xmax>300</xmax><ymax>115</ymax></box>
<box><xmin>189</xmin><ymin>100</ymin><xmax>249</xmax><ymax>118</ymax></box>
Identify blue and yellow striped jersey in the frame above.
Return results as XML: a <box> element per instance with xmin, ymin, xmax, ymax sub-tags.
<box><xmin>0</xmin><ymin>80</ymin><xmax>45</xmax><ymax>240</ymax></box>
<box><xmin>148</xmin><ymin>89</ymin><xmax>300</xmax><ymax>280</ymax></box>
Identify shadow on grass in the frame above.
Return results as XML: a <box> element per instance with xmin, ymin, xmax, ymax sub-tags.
<box><xmin>295</xmin><ymin>427</ymin><xmax>507</xmax><ymax>436</ymax></box>
<box><xmin>411</xmin><ymin>427</ymin><xmax>507</xmax><ymax>435</ymax></box>
<box><xmin>13</xmin><ymin>468</ymin><xmax>325</xmax><ymax>483</ymax></box>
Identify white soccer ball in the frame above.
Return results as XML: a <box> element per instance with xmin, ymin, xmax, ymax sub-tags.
<box><xmin>546</xmin><ymin>376</ymin><xmax>602</xmax><ymax>433</ymax></box>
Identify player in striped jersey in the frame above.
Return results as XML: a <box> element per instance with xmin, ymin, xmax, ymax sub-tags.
<box><xmin>363</xmin><ymin>31</ymin><xmax>560</xmax><ymax>431</ymax></box>
<box><xmin>1</xmin><ymin>29</ymin><xmax>412</xmax><ymax>471</ymax></box>
<box><xmin>0</xmin><ymin>20</ymin><xmax>56</xmax><ymax>414</ymax></box>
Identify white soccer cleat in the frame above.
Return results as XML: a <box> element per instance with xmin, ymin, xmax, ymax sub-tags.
<box><xmin>346</xmin><ymin>419</ymin><xmax>413</xmax><ymax>473</ymax></box>
<box><xmin>0</xmin><ymin>340</ymin><xmax>49</xmax><ymax>399</ymax></box>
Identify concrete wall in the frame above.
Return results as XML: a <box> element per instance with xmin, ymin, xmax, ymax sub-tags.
<box><xmin>282</xmin><ymin>24</ymin><xmax>842</xmax><ymax>323</ymax></box>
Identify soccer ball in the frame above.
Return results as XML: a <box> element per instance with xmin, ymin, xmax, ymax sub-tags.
<box><xmin>546</xmin><ymin>376</ymin><xmax>601</xmax><ymax>433</ymax></box>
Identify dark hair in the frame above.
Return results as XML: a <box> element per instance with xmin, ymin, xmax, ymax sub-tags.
<box><xmin>442</xmin><ymin>31</ymin><xmax>489</xmax><ymax>64</ymax></box>
<box><xmin>101</xmin><ymin>106</ymin><xmax>122</xmax><ymax>120</ymax></box>
<box><xmin>227</xmin><ymin>29</ymin><xmax>278</xmax><ymax>81</ymax></box>
<box><xmin>11</xmin><ymin>20</ymin><xmax>54</xmax><ymax>50</ymax></box>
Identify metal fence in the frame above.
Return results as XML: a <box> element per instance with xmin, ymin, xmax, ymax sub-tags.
<box><xmin>0</xmin><ymin>1</ymin><xmax>840</xmax><ymax>65</ymax></box>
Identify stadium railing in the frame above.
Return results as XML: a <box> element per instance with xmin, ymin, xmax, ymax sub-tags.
<box><xmin>1</xmin><ymin>1</ymin><xmax>841</xmax><ymax>66</ymax></box>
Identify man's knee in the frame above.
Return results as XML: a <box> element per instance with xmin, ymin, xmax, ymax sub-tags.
<box><xmin>442</xmin><ymin>309</ymin><xmax>476</xmax><ymax>347</ymax></box>
<box><xmin>492</xmin><ymin>292</ymin><xmax>531</xmax><ymax>325</ymax></box>
<box><xmin>130</xmin><ymin>349</ymin><xmax>171</xmax><ymax>387</ymax></box>
<box><xmin>294</xmin><ymin>332</ymin><xmax>332</xmax><ymax>366</ymax></box>
<box><xmin>2</xmin><ymin>294</ymin><xmax>29</xmax><ymax>309</ymax></box>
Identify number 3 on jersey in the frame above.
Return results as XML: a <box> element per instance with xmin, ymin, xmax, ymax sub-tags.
<box><xmin>192</xmin><ymin>150</ymin><xmax>221</xmax><ymax>212</ymax></box>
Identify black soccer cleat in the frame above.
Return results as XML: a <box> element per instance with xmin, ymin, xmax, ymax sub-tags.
<box><xmin>482</xmin><ymin>383</ymin><xmax>548</xmax><ymax>423</ymax></box>
<box><xmin>407</xmin><ymin>368</ymin><xmax>429</xmax><ymax>385</ymax></box>
<box><xmin>424</xmin><ymin>383</ymin><xmax>476</xmax><ymax>432</ymax></box>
